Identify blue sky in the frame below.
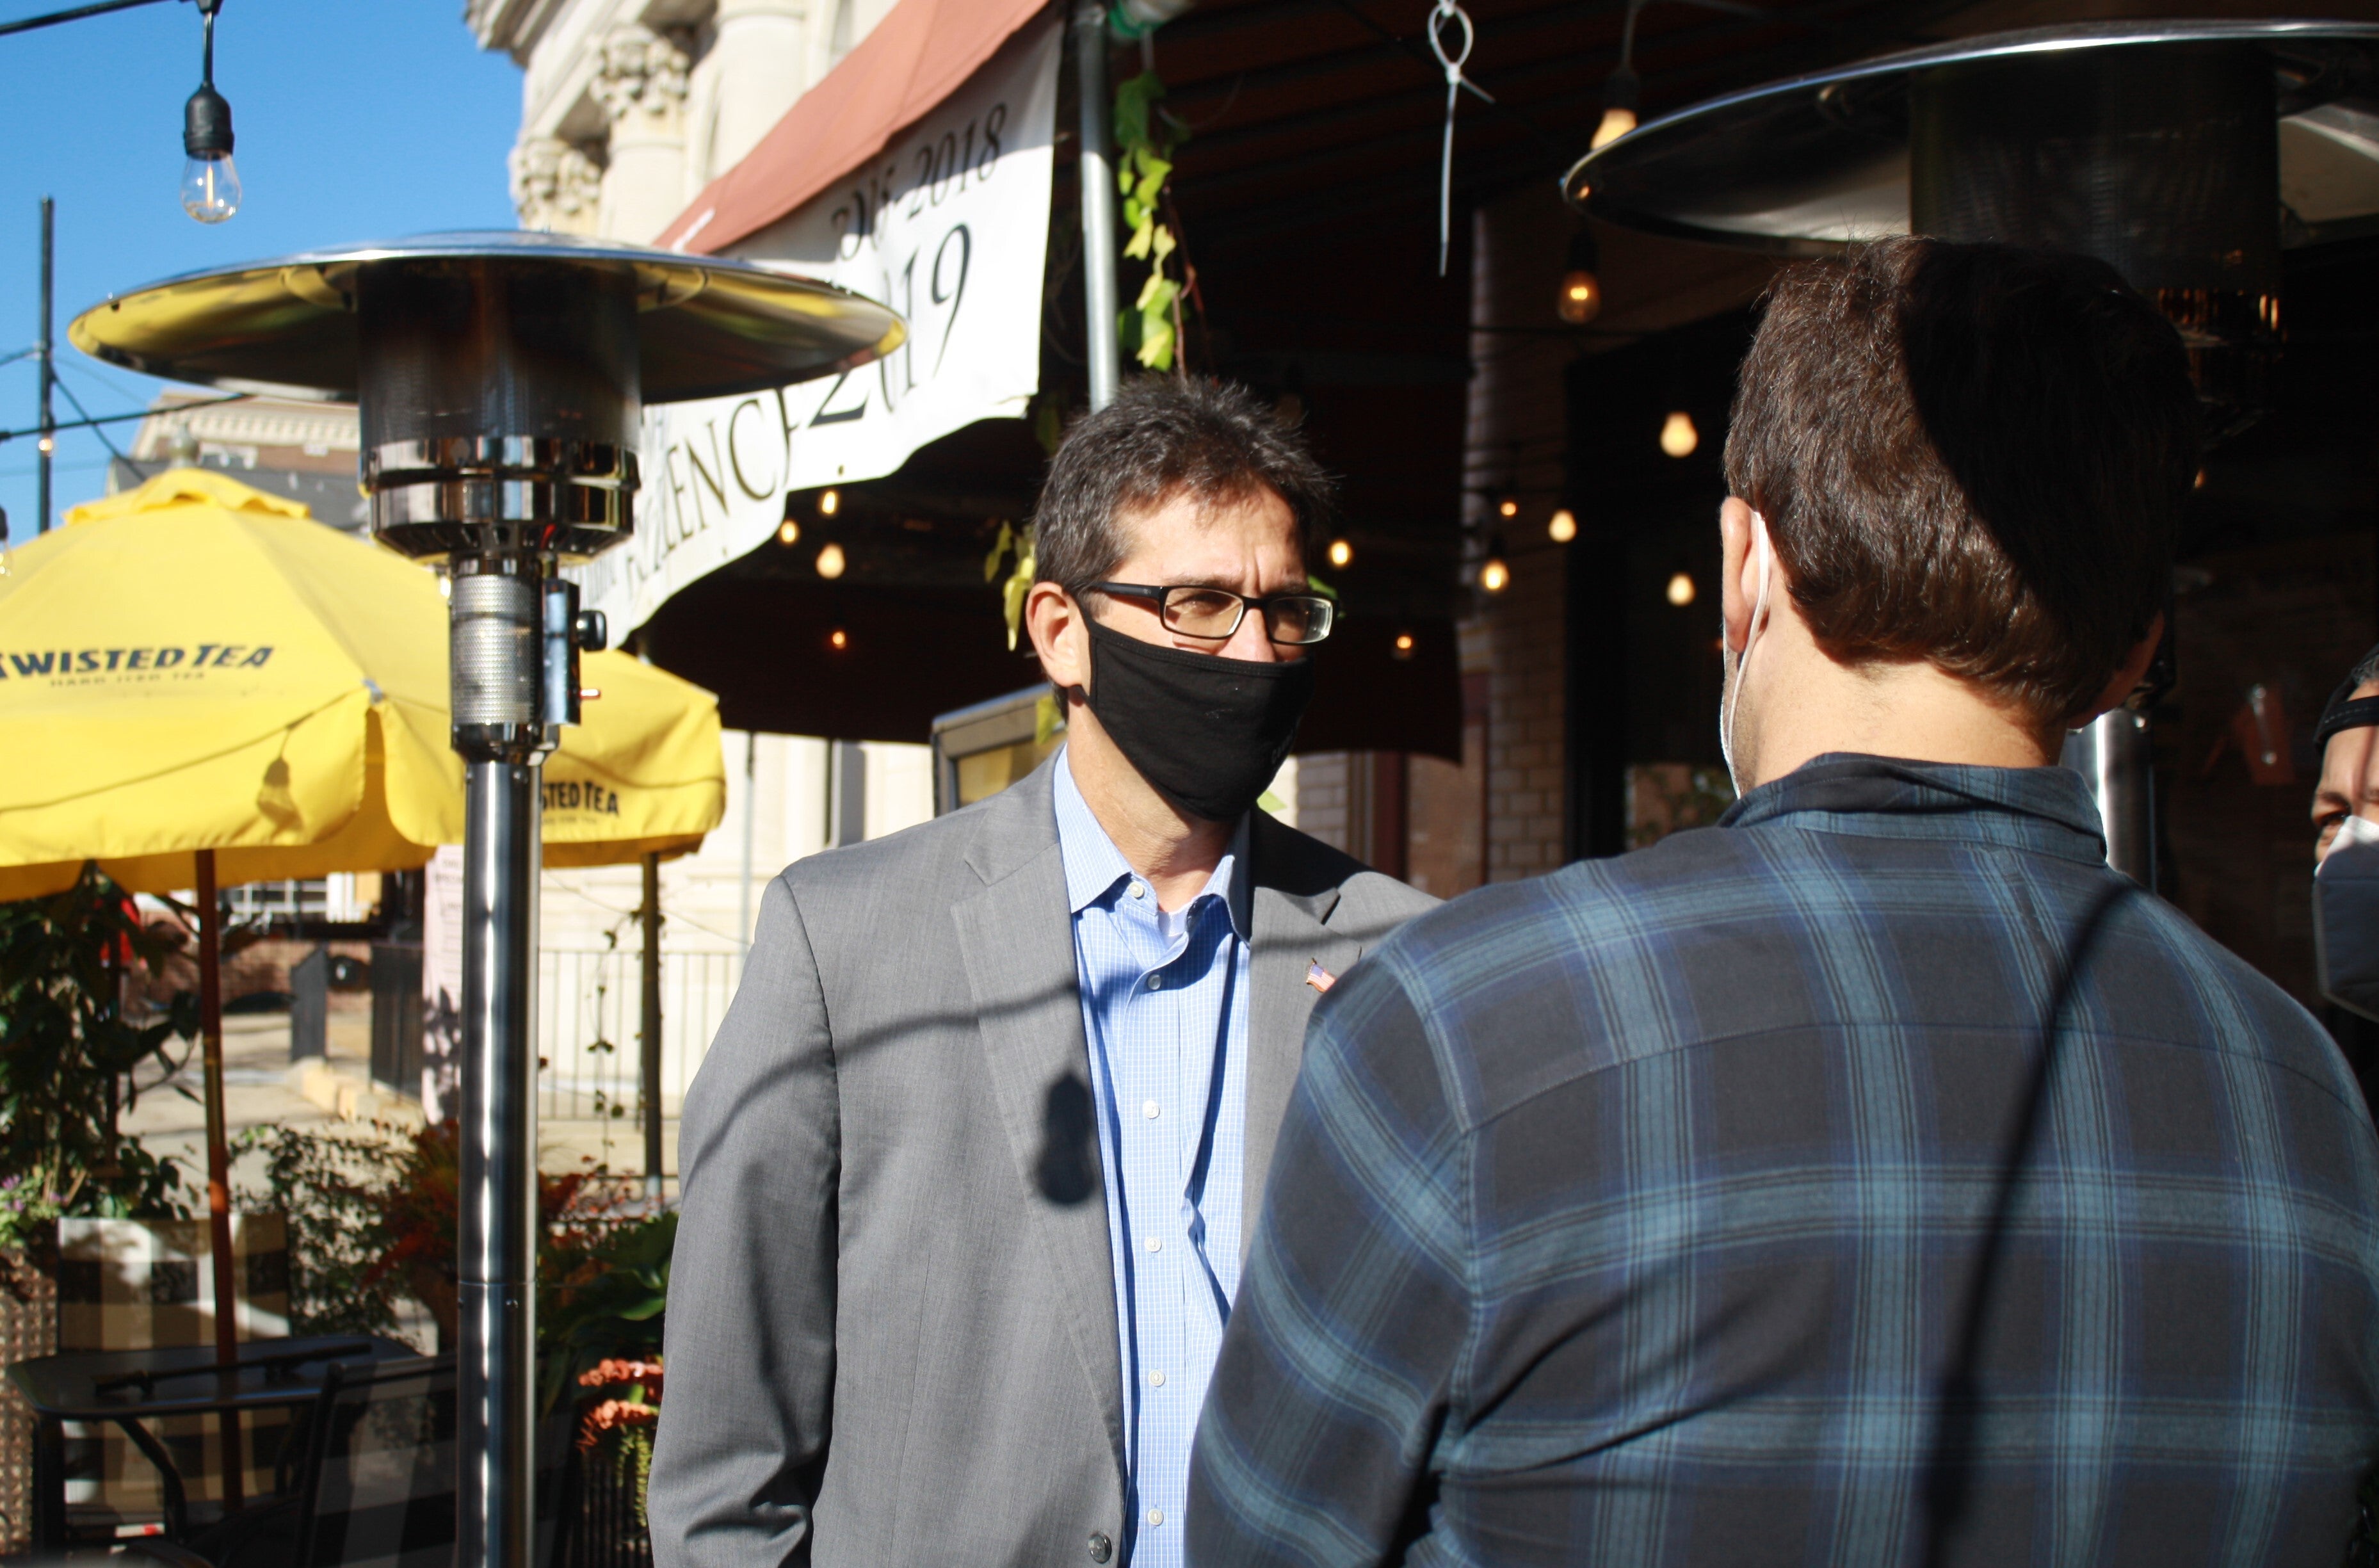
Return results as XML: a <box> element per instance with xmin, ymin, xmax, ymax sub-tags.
<box><xmin>0</xmin><ymin>0</ymin><xmax>522</xmax><ymax>544</ymax></box>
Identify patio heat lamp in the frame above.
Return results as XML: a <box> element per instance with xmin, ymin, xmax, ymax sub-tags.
<box><xmin>71</xmin><ymin>232</ymin><xmax>902</xmax><ymax>1565</ymax></box>
<box><xmin>1567</xmin><ymin>20</ymin><xmax>2379</xmax><ymax>887</ymax></box>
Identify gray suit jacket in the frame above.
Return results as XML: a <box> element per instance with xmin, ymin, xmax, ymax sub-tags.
<box><xmin>648</xmin><ymin>757</ymin><xmax>1435</xmax><ymax>1568</ymax></box>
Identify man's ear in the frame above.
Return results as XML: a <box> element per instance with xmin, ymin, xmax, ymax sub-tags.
<box><xmin>2073</xmin><ymin>615</ymin><xmax>2165</xmax><ymax>725</ymax></box>
<box><xmin>1719</xmin><ymin>497</ymin><xmax>1757</xmax><ymax>654</ymax></box>
<box><xmin>1025</xmin><ymin>581</ymin><xmax>1087</xmax><ymax>694</ymax></box>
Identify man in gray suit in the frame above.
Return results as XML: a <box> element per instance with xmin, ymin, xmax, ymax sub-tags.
<box><xmin>649</xmin><ymin>378</ymin><xmax>1435</xmax><ymax>1568</ymax></box>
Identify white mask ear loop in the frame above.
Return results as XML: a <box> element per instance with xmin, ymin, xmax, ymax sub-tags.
<box><xmin>1721</xmin><ymin>510</ymin><xmax>1774</xmax><ymax>791</ymax></box>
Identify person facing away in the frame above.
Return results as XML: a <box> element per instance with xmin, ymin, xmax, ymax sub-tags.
<box><xmin>1188</xmin><ymin>238</ymin><xmax>2379</xmax><ymax>1567</ymax></box>
<box><xmin>646</xmin><ymin>376</ymin><xmax>1435</xmax><ymax>1568</ymax></box>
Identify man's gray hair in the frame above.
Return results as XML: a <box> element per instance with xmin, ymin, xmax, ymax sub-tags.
<box><xmin>1032</xmin><ymin>377</ymin><xmax>1334</xmax><ymax>594</ymax></box>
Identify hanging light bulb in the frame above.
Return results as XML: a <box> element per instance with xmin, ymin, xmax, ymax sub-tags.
<box><xmin>1557</xmin><ymin>227</ymin><xmax>1602</xmax><ymax>326</ymax></box>
<box><xmin>36</xmin><ymin>435</ymin><xmax>54</xmax><ymax>455</ymax></box>
<box><xmin>1480</xmin><ymin>537</ymin><xmax>1511</xmax><ymax>594</ymax></box>
<box><xmin>818</xmin><ymin>487</ymin><xmax>841</xmax><ymax>517</ymax></box>
<box><xmin>179</xmin><ymin>1</ymin><xmax>240</xmax><ymax>224</ymax></box>
<box><xmin>778</xmin><ymin>519</ymin><xmax>800</xmax><ymax>546</ymax></box>
<box><xmin>1392</xmin><ymin>631</ymin><xmax>1417</xmax><ymax>661</ymax></box>
<box><xmin>1591</xmin><ymin>64</ymin><xmax>1638</xmax><ymax>151</ymax></box>
<box><xmin>1666</xmin><ymin>572</ymin><xmax>1696</xmax><ymax>606</ymax></box>
<box><xmin>1497</xmin><ymin>496</ymin><xmax>1519</xmax><ymax>520</ymax></box>
<box><xmin>816</xmin><ymin>542</ymin><xmax>846</xmax><ymax>579</ymax></box>
<box><xmin>1328</xmin><ymin>538</ymin><xmax>1353</xmax><ymax>569</ymax></box>
<box><xmin>828</xmin><ymin>627</ymin><xmax>849</xmax><ymax>651</ymax></box>
<box><xmin>1547</xmin><ymin>508</ymin><xmax>1577</xmax><ymax>544</ymax></box>
<box><xmin>1659</xmin><ymin>410</ymin><xmax>1698</xmax><ymax>458</ymax></box>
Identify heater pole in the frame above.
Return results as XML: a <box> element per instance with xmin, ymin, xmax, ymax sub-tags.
<box><xmin>458</xmin><ymin>754</ymin><xmax>541</xmax><ymax>1568</ymax></box>
<box><xmin>449</xmin><ymin>562</ymin><xmax>554</xmax><ymax>1568</ymax></box>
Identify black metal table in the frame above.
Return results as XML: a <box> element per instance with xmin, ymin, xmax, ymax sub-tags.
<box><xmin>7</xmin><ymin>1333</ymin><xmax>417</xmax><ymax>1551</ymax></box>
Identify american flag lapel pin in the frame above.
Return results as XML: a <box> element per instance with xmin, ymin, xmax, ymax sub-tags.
<box><xmin>1306</xmin><ymin>960</ymin><xmax>1336</xmax><ymax>994</ymax></box>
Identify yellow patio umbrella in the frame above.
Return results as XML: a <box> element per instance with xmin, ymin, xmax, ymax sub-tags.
<box><xmin>0</xmin><ymin>469</ymin><xmax>725</xmax><ymax>1441</ymax></box>
<box><xmin>0</xmin><ymin>469</ymin><xmax>725</xmax><ymax>899</ymax></box>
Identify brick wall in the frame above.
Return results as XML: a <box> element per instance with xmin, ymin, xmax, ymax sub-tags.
<box><xmin>1477</xmin><ymin>551</ymin><xmax>1568</xmax><ymax>881</ymax></box>
<box><xmin>1465</xmin><ymin>191</ymin><xmax>1575</xmax><ymax>881</ymax></box>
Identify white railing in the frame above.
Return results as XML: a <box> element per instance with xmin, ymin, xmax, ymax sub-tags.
<box><xmin>536</xmin><ymin>948</ymin><xmax>743</xmax><ymax>1123</ymax></box>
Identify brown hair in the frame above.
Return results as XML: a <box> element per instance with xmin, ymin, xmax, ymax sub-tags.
<box><xmin>1034</xmin><ymin>376</ymin><xmax>1334</xmax><ymax>595</ymax></box>
<box><xmin>1723</xmin><ymin>236</ymin><xmax>2198</xmax><ymax>729</ymax></box>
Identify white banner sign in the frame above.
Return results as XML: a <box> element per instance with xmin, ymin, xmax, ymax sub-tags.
<box><xmin>576</xmin><ymin>14</ymin><xmax>1060</xmax><ymax>633</ymax></box>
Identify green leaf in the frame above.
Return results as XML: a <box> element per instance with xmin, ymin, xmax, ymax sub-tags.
<box><xmin>1114</xmin><ymin>70</ymin><xmax>1168</xmax><ymax>156</ymax></box>
<box><xmin>1257</xmin><ymin>789</ymin><xmax>1287</xmax><ymax>814</ymax></box>
<box><xmin>1135</xmin><ymin>272</ymin><xmax>1180</xmax><ymax>313</ymax></box>
<box><xmin>1304</xmin><ymin>574</ymin><xmax>1339</xmax><ymax>602</ymax></box>
<box><xmin>983</xmin><ymin>521</ymin><xmax>1013</xmax><ymax>584</ymax></box>
<box><xmin>1035</xmin><ymin>691</ymin><xmax>1066</xmax><ymax>745</ymax></box>
<box><xmin>1134</xmin><ymin>316</ymin><xmax>1176</xmax><ymax>371</ymax></box>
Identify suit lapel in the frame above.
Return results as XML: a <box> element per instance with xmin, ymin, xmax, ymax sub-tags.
<box><xmin>950</xmin><ymin>764</ymin><xmax>1126</xmax><ymax>1466</ymax></box>
<box><xmin>1242</xmin><ymin>836</ymin><xmax>1365</xmax><ymax>1259</ymax></box>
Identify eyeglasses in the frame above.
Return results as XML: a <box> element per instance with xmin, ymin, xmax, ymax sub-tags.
<box><xmin>1089</xmin><ymin>582</ymin><xmax>1336</xmax><ymax>646</ymax></box>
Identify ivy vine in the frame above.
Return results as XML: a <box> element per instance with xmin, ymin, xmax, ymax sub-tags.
<box><xmin>1115</xmin><ymin>70</ymin><xmax>1189</xmax><ymax>372</ymax></box>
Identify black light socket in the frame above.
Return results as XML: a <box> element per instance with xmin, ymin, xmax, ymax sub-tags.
<box><xmin>1602</xmin><ymin>64</ymin><xmax>1638</xmax><ymax>114</ymax></box>
<box><xmin>184</xmin><ymin>83</ymin><xmax>234</xmax><ymax>159</ymax></box>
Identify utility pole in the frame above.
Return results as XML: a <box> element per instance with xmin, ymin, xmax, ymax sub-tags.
<box><xmin>36</xmin><ymin>196</ymin><xmax>53</xmax><ymax>533</ymax></box>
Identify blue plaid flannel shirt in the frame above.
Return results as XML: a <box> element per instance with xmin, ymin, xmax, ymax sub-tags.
<box><xmin>1189</xmin><ymin>755</ymin><xmax>2379</xmax><ymax>1567</ymax></box>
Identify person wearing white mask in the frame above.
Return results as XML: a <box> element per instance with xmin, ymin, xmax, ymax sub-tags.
<box><xmin>1189</xmin><ymin>237</ymin><xmax>2379</xmax><ymax>1568</ymax></box>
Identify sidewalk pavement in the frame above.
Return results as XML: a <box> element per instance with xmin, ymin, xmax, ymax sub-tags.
<box><xmin>120</xmin><ymin>1010</ymin><xmax>679</xmax><ymax>1193</ymax></box>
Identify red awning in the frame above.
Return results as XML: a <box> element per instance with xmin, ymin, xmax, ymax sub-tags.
<box><xmin>656</xmin><ymin>0</ymin><xmax>1053</xmax><ymax>257</ymax></box>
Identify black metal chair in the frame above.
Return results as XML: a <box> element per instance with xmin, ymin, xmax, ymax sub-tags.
<box><xmin>180</xmin><ymin>1354</ymin><xmax>456</xmax><ymax>1568</ymax></box>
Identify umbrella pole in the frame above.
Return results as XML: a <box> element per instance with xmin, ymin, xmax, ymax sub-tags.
<box><xmin>640</xmin><ymin>852</ymin><xmax>662</xmax><ymax>1199</ymax></box>
<box><xmin>193</xmin><ymin>850</ymin><xmax>243</xmax><ymax>1508</ymax></box>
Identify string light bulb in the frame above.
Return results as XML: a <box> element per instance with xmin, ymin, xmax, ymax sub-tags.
<box><xmin>1547</xmin><ymin>508</ymin><xmax>1577</xmax><ymax>544</ymax></box>
<box><xmin>1591</xmin><ymin>64</ymin><xmax>1638</xmax><ymax>151</ymax></box>
<box><xmin>1557</xmin><ymin>227</ymin><xmax>1602</xmax><ymax>326</ymax></box>
<box><xmin>828</xmin><ymin>627</ymin><xmax>849</xmax><ymax>651</ymax></box>
<box><xmin>1480</xmin><ymin>540</ymin><xmax>1511</xmax><ymax>594</ymax></box>
<box><xmin>180</xmin><ymin>0</ymin><xmax>240</xmax><ymax>224</ymax></box>
<box><xmin>778</xmin><ymin>519</ymin><xmax>800</xmax><ymax>546</ymax></box>
<box><xmin>36</xmin><ymin>436</ymin><xmax>53</xmax><ymax>455</ymax></box>
<box><xmin>1497</xmin><ymin>496</ymin><xmax>1519</xmax><ymax>520</ymax></box>
<box><xmin>1666</xmin><ymin>572</ymin><xmax>1696</xmax><ymax>606</ymax></box>
<box><xmin>818</xmin><ymin>487</ymin><xmax>841</xmax><ymax>517</ymax></box>
<box><xmin>1328</xmin><ymin>538</ymin><xmax>1353</xmax><ymax>569</ymax></box>
<box><xmin>1659</xmin><ymin>410</ymin><xmax>1699</xmax><ymax>458</ymax></box>
<box><xmin>815</xmin><ymin>542</ymin><xmax>846</xmax><ymax>579</ymax></box>
<box><xmin>1392</xmin><ymin>631</ymin><xmax>1417</xmax><ymax>660</ymax></box>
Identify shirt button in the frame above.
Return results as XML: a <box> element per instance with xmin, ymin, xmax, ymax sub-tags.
<box><xmin>1148</xmin><ymin>1508</ymin><xmax>1165</xmax><ymax>1527</ymax></box>
<box><xmin>1149</xmin><ymin>1370</ymin><xmax>1165</xmax><ymax>1387</ymax></box>
<box><xmin>1145</xmin><ymin>1234</ymin><xmax>1161</xmax><ymax>1253</ymax></box>
<box><xmin>1142</xmin><ymin>1099</ymin><xmax>1160</xmax><ymax>1120</ymax></box>
<box><xmin>1088</xmin><ymin>1532</ymin><xmax>1113</xmax><ymax>1563</ymax></box>
<box><xmin>1130</xmin><ymin>882</ymin><xmax>1145</xmax><ymax>899</ymax></box>
<box><xmin>1147</xmin><ymin>974</ymin><xmax>1163</xmax><ymax>990</ymax></box>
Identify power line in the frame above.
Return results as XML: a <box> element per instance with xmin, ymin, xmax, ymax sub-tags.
<box><xmin>0</xmin><ymin>0</ymin><xmax>181</xmax><ymax>40</ymax></box>
<box><xmin>0</xmin><ymin>391</ymin><xmax>246</xmax><ymax>444</ymax></box>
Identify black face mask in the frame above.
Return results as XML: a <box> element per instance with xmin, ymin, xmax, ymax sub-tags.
<box><xmin>1083</xmin><ymin>614</ymin><xmax>1315</xmax><ymax>823</ymax></box>
<box><xmin>2318</xmin><ymin>835</ymin><xmax>2379</xmax><ymax>1022</ymax></box>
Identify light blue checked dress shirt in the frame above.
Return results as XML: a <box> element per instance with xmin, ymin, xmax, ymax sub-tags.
<box><xmin>1053</xmin><ymin>750</ymin><xmax>1248</xmax><ymax>1568</ymax></box>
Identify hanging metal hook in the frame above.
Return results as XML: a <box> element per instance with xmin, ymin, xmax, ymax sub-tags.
<box><xmin>1427</xmin><ymin>0</ymin><xmax>1476</xmax><ymax>277</ymax></box>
